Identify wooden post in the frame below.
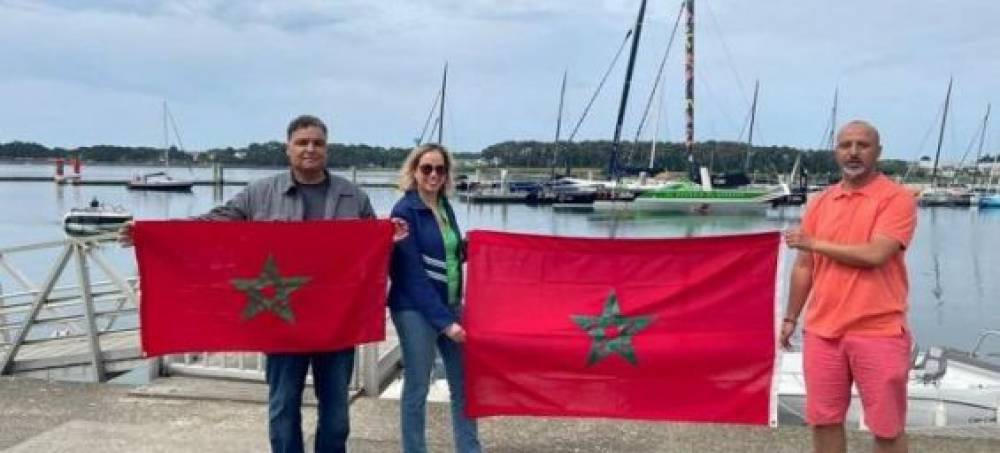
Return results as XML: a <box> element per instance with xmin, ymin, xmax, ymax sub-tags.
<box><xmin>74</xmin><ymin>243</ymin><xmax>106</xmax><ymax>382</ymax></box>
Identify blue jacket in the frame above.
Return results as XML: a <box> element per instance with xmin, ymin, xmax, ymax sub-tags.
<box><xmin>388</xmin><ymin>190</ymin><xmax>463</xmax><ymax>331</ymax></box>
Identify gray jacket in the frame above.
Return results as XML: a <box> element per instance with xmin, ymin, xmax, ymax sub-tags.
<box><xmin>200</xmin><ymin>170</ymin><xmax>375</xmax><ymax>221</ymax></box>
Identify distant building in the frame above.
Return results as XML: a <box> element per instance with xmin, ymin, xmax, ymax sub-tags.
<box><xmin>978</xmin><ymin>160</ymin><xmax>1000</xmax><ymax>173</ymax></box>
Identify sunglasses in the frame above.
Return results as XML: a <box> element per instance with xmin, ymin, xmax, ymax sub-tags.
<box><xmin>418</xmin><ymin>164</ymin><xmax>448</xmax><ymax>176</ymax></box>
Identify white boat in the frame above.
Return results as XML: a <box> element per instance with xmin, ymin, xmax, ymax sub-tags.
<box><xmin>778</xmin><ymin>331</ymin><xmax>1000</xmax><ymax>428</ymax></box>
<box><xmin>917</xmin><ymin>186</ymin><xmax>953</xmax><ymax>207</ymax></box>
<box><xmin>63</xmin><ymin>199</ymin><xmax>133</xmax><ymax>237</ymax></box>
<box><xmin>127</xmin><ymin>171</ymin><xmax>194</xmax><ymax>192</ymax></box>
<box><xmin>128</xmin><ymin>102</ymin><xmax>193</xmax><ymax>192</ymax></box>
<box><xmin>918</xmin><ymin>184</ymin><xmax>973</xmax><ymax>207</ymax></box>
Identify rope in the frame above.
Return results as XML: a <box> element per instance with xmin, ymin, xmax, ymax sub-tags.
<box><xmin>568</xmin><ymin>29</ymin><xmax>634</xmax><ymax>141</ymax></box>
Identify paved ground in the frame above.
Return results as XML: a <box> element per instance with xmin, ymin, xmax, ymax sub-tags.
<box><xmin>2</xmin><ymin>376</ymin><xmax>1000</xmax><ymax>452</ymax></box>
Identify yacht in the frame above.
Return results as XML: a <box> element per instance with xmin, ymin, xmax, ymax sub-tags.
<box><xmin>63</xmin><ymin>199</ymin><xmax>133</xmax><ymax>237</ymax></box>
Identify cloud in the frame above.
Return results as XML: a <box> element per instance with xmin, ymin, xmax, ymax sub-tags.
<box><xmin>0</xmin><ymin>0</ymin><xmax>998</xmax><ymax>161</ymax></box>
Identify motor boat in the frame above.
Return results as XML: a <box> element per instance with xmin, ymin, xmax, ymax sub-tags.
<box><xmin>63</xmin><ymin>198</ymin><xmax>133</xmax><ymax>237</ymax></box>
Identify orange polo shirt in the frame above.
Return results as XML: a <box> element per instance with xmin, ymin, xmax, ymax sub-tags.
<box><xmin>801</xmin><ymin>173</ymin><xmax>917</xmax><ymax>338</ymax></box>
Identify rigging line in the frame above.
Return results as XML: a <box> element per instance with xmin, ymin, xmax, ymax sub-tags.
<box><xmin>816</xmin><ymin>90</ymin><xmax>837</xmax><ymax>150</ymax></box>
<box><xmin>694</xmin><ymin>67</ymin><xmax>741</xmax><ymax>140</ymax></box>
<box><xmin>417</xmin><ymin>89</ymin><xmax>441</xmax><ymax>145</ymax></box>
<box><xmin>914</xmin><ymin>101</ymin><xmax>944</xmax><ymax>159</ymax></box>
<box><xmin>567</xmin><ymin>29</ymin><xmax>634</xmax><ymax>141</ymax></box>
<box><xmin>164</xmin><ymin>103</ymin><xmax>186</xmax><ymax>152</ymax></box>
<box><xmin>972</xmin><ymin>104</ymin><xmax>991</xmax><ymax>167</ymax></box>
<box><xmin>955</xmin><ymin>112</ymin><xmax>984</xmax><ymax>170</ymax></box>
<box><xmin>633</xmin><ymin>2</ymin><xmax>684</xmax><ymax>143</ymax></box>
<box><xmin>989</xmin><ymin>125</ymin><xmax>999</xmax><ymax>187</ymax></box>
<box><xmin>815</xmin><ymin>117</ymin><xmax>832</xmax><ymax>150</ymax></box>
<box><xmin>426</xmin><ymin>117</ymin><xmax>441</xmax><ymax>147</ymax></box>
<box><xmin>702</xmin><ymin>0</ymin><xmax>751</xmax><ymax>109</ymax></box>
<box><xmin>903</xmin><ymin>107</ymin><xmax>942</xmax><ymax>182</ymax></box>
<box><xmin>736</xmin><ymin>106</ymin><xmax>753</xmax><ymax>144</ymax></box>
<box><xmin>948</xmin><ymin>106</ymin><xmax>958</xmax><ymax>171</ymax></box>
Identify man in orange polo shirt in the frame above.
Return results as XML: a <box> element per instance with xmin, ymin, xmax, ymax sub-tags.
<box><xmin>782</xmin><ymin>120</ymin><xmax>917</xmax><ymax>453</ymax></box>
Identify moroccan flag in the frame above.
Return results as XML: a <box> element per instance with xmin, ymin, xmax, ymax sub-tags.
<box><xmin>134</xmin><ymin>220</ymin><xmax>393</xmax><ymax>356</ymax></box>
<box><xmin>464</xmin><ymin>230</ymin><xmax>780</xmax><ymax>425</ymax></box>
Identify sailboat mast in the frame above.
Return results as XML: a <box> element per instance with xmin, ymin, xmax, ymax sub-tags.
<box><xmin>607</xmin><ymin>0</ymin><xmax>648</xmax><ymax>181</ymax></box>
<box><xmin>684</xmin><ymin>0</ymin><xmax>696</xmax><ymax>180</ymax></box>
<box><xmin>551</xmin><ymin>70</ymin><xmax>567</xmax><ymax>178</ymax></box>
<box><xmin>744</xmin><ymin>79</ymin><xmax>759</xmax><ymax>172</ymax></box>
<box><xmin>931</xmin><ymin>77</ymin><xmax>953</xmax><ymax>185</ymax></box>
<box><xmin>438</xmin><ymin>63</ymin><xmax>448</xmax><ymax>144</ymax></box>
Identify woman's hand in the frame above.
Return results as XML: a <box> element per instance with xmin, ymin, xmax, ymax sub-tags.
<box><xmin>118</xmin><ymin>221</ymin><xmax>135</xmax><ymax>247</ymax></box>
<box><xmin>443</xmin><ymin>323</ymin><xmax>467</xmax><ymax>343</ymax></box>
<box><xmin>390</xmin><ymin>217</ymin><xmax>409</xmax><ymax>242</ymax></box>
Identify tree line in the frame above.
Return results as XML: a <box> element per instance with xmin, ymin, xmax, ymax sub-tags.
<box><xmin>480</xmin><ymin>140</ymin><xmax>913</xmax><ymax>179</ymax></box>
<box><xmin>0</xmin><ymin>139</ymin><xmax>937</xmax><ymax>178</ymax></box>
<box><xmin>0</xmin><ymin>141</ymin><xmax>417</xmax><ymax>168</ymax></box>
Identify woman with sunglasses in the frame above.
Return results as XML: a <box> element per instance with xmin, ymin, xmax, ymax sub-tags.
<box><xmin>388</xmin><ymin>143</ymin><xmax>482</xmax><ymax>453</ymax></box>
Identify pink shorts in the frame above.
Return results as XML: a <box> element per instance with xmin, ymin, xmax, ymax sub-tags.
<box><xmin>803</xmin><ymin>331</ymin><xmax>911</xmax><ymax>438</ymax></box>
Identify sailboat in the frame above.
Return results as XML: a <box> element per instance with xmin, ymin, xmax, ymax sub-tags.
<box><xmin>627</xmin><ymin>0</ymin><xmax>788</xmax><ymax>214</ymax></box>
<box><xmin>978</xmin><ymin>104</ymin><xmax>1000</xmax><ymax>209</ymax></box>
<box><xmin>916</xmin><ymin>79</ymin><xmax>974</xmax><ymax>207</ymax></box>
<box><xmin>127</xmin><ymin>102</ymin><xmax>194</xmax><ymax>192</ymax></box>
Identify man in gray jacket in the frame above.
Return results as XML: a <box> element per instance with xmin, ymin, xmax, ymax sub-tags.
<box><xmin>124</xmin><ymin>115</ymin><xmax>403</xmax><ymax>453</ymax></box>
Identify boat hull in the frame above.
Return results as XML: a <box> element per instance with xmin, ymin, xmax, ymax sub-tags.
<box><xmin>628</xmin><ymin>197</ymin><xmax>777</xmax><ymax>214</ymax></box>
<box><xmin>63</xmin><ymin>213</ymin><xmax>132</xmax><ymax>237</ymax></box>
<box><xmin>978</xmin><ymin>195</ymin><xmax>1000</xmax><ymax>208</ymax></box>
<box><xmin>126</xmin><ymin>181</ymin><xmax>194</xmax><ymax>192</ymax></box>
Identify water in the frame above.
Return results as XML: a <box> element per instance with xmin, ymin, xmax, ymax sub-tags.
<box><xmin>1</xmin><ymin>164</ymin><xmax>999</xmax><ymax>356</ymax></box>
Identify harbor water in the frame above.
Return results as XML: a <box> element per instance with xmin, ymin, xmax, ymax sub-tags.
<box><xmin>0</xmin><ymin>164</ymin><xmax>998</xmax><ymax>357</ymax></box>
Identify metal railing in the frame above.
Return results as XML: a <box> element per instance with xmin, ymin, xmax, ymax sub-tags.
<box><xmin>0</xmin><ymin>234</ymin><xmax>401</xmax><ymax>394</ymax></box>
<box><xmin>971</xmin><ymin>330</ymin><xmax>1000</xmax><ymax>358</ymax></box>
<box><xmin>160</xmin><ymin>314</ymin><xmax>401</xmax><ymax>396</ymax></box>
<box><xmin>0</xmin><ymin>233</ymin><xmax>139</xmax><ymax>381</ymax></box>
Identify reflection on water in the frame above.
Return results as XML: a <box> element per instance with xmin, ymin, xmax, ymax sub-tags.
<box><xmin>2</xmin><ymin>167</ymin><xmax>1000</xmax><ymax>355</ymax></box>
<box><xmin>926</xmin><ymin>209</ymin><xmax>945</xmax><ymax>309</ymax></box>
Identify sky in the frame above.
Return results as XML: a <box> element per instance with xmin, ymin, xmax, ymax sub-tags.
<box><xmin>1</xmin><ymin>0</ymin><xmax>998</xmax><ymax>163</ymax></box>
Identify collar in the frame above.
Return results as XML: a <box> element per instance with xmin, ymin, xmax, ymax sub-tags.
<box><xmin>831</xmin><ymin>172</ymin><xmax>888</xmax><ymax>200</ymax></box>
<box><xmin>403</xmin><ymin>189</ymin><xmax>449</xmax><ymax>212</ymax></box>
<box><xmin>282</xmin><ymin>169</ymin><xmax>331</xmax><ymax>195</ymax></box>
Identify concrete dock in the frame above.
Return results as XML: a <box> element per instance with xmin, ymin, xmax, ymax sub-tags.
<box><xmin>2</xmin><ymin>376</ymin><xmax>1000</xmax><ymax>452</ymax></box>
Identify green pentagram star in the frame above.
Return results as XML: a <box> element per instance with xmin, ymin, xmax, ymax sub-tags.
<box><xmin>231</xmin><ymin>254</ymin><xmax>311</xmax><ymax>323</ymax></box>
<box><xmin>571</xmin><ymin>290</ymin><xmax>654</xmax><ymax>367</ymax></box>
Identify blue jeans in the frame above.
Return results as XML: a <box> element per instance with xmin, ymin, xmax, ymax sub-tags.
<box><xmin>265</xmin><ymin>349</ymin><xmax>354</xmax><ymax>453</ymax></box>
<box><xmin>391</xmin><ymin>309</ymin><xmax>482</xmax><ymax>453</ymax></box>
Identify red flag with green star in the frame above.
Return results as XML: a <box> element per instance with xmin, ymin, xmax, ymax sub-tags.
<box><xmin>133</xmin><ymin>220</ymin><xmax>393</xmax><ymax>356</ymax></box>
<box><xmin>464</xmin><ymin>230</ymin><xmax>780</xmax><ymax>425</ymax></box>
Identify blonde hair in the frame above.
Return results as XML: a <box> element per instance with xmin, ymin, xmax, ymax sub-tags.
<box><xmin>397</xmin><ymin>143</ymin><xmax>454</xmax><ymax>195</ymax></box>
